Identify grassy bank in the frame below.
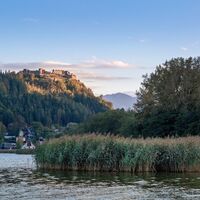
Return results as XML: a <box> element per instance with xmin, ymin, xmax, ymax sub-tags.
<box><xmin>35</xmin><ymin>135</ymin><xmax>200</xmax><ymax>172</ymax></box>
<box><xmin>0</xmin><ymin>149</ymin><xmax>35</xmax><ymax>154</ymax></box>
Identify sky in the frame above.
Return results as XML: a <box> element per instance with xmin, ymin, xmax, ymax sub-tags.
<box><xmin>0</xmin><ymin>0</ymin><xmax>200</xmax><ymax>95</ymax></box>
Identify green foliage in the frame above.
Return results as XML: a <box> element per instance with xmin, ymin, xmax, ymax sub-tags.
<box><xmin>71</xmin><ymin>57</ymin><xmax>200</xmax><ymax>138</ymax></box>
<box><xmin>0</xmin><ymin>133</ymin><xmax>4</xmax><ymax>144</ymax></box>
<box><xmin>3</xmin><ymin>57</ymin><xmax>200</xmax><ymax>139</ymax></box>
<box><xmin>0</xmin><ymin>122</ymin><xmax>6</xmax><ymax>133</ymax></box>
<box><xmin>73</xmin><ymin>109</ymin><xmax>137</xmax><ymax>137</ymax></box>
<box><xmin>0</xmin><ymin>70</ymin><xmax>110</xmax><ymax>136</ymax></box>
<box><xmin>31</xmin><ymin>121</ymin><xmax>53</xmax><ymax>139</ymax></box>
<box><xmin>134</xmin><ymin>57</ymin><xmax>200</xmax><ymax>137</ymax></box>
<box><xmin>0</xmin><ymin>122</ymin><xmax>6</xmax><ymax>144</ymax></box>
<box><xmin>16</xmin><ymin>141</ymin><xmax>22</xmax><ymax>149</ymax></box>
<box><xmin>35</xmin><ymin>135</ymin><xmax>200</xmax><ymax>172</ymax></box>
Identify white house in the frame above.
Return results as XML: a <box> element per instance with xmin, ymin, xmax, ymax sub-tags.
<box><xmin>22</xmin><ymin>141</ymin><xmax>35</xmax><ymax>149</ymax></box>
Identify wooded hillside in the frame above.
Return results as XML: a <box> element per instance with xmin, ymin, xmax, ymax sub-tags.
<box><xmin>0</xmin><ymin>69</ymin><xmax>111</xmax><ymax>135</ymax></box>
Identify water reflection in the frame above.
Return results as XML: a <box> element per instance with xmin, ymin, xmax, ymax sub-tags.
<box><xmin>0</xmin><ymin>153</ymin><xmax>200</xmax><ymax>199</ymax></box>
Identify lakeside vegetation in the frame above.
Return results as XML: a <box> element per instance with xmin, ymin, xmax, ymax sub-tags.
<box><xmin>35</xmin><ymin>134</ymin><xmax>200</xmax><ymax>172</ymax></box>
<box><xmin>3</xmin><ymin>57</ymin><xmax>200</xmax><ymax>173</ymax></box>
<box><xmin>69</xmin><ymin>57</ymin><xmax>200</xmax><ymax>138</ymax></box>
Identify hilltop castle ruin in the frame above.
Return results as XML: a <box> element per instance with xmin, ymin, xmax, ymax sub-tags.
<box><xmin>22</xmin><ymin>68</ymin><xmax>77</xmax><ymax>80</ymax></box>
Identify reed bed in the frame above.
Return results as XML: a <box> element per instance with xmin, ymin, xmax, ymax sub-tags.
<box><xmin>35</xmin><ymin>134</ymin><xmax>200</xmax><ymax>172</ymax></box>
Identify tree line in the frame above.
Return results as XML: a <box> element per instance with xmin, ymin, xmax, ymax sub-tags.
<box><xmin>71</xmin><ymin>57</ymin><xmax>200</xmax><ymax>137</ymax></box>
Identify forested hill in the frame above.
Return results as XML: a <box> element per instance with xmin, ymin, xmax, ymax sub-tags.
<box><xmin>0</xmin><ymin>68</ymin><xmax>111</xmax><ymax>134</ymax></box>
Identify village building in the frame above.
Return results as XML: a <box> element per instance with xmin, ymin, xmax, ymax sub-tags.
<box><xmin>52</xmin><ymin>69</ymin><xmax>77</xmax><ymax>79</ymax></box>
<box><xmin>1</xmin><ymin>133</ymin><xmax>16</xmax><ymax>149</ymax></box>
<box><xmin>15</xmin><ymin>127</ymin><xmax>36</xmax><ymax>149</ymax></box>
<box><xmin>52</xmin><ymin>69</ymin><xmax>65</xmax><ymax>76</ymax></box>
<box><xmin>21</xmin><ymin>68</ymin><xmax>77</xmax><ymax>80</ymax></box>
<box><xmin>1</xmin><ymin>142</ymin><xmax>16</xmax><ymax>149</ymax></box>
<box><xmin>22</xmin><ymin>141</ymin><xmax>35</xmax><ymax>149</ymax></box>
<box><xmin>16</xmin><ymin>130</ymin><xmax>26</xmax><ymax>144</ymax></box>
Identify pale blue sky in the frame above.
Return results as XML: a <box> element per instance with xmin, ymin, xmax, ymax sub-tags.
<box><xmin>0</xmin><ymin>0</ymin><xmax>200</xmax><ymax>95</ymax></box>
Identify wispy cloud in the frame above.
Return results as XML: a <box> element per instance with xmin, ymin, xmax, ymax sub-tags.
<box><xmin>180</xmin><ymin>47</ymin><xmax>188</xmax><ymax>51</ymax></box>
<box><xmin>76</xmin><ymin>57</ymin><xmax>132</xmax><ymax>69</ymax></box>
<box><xmin>0</xmin><ymin>57</ymin><xmax>132</xmax><ymax>72</ymax></box>
<box><xmin>43</xmin><ymin>61</ymin><xmax>71</xmax><ymax>66</ymax></box>
<box><xmin>79</xmin><ymin>72</ymin><xmax>133</xmax><ymax>81</ymax></box>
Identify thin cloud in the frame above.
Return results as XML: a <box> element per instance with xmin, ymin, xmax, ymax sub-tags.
<box><xmin>79</xmin><ymin>72</ymin><xmax>132</xmax><ymax>81</ymax></box>
<box><xmin>77</xmin><ymin>57</ymin><xmax>132</xmax><ymax>69</ymax></box>
<box><xmin>43</xmin><ymin>61</ymin><xmax>71</xmax><ymax>66</ymax></box>
<box><xmin>180</xmin><ymin>47</ymin><xmax>188</xmax><ymax>51</ymax></box>
<box><xmin>0</xmin><ymin>58</ymin><xmax>132</xmax><ymax>72</ymax></box>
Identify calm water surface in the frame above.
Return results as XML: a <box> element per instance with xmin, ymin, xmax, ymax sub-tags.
<box><xmin>0</xmin><ymin>153</ymin><xmax>200</xmax><ymax>199</ymax></box>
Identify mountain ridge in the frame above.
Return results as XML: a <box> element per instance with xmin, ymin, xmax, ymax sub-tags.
<box><xmin>103</xmin><ymin>92</ymin><xmax>136</xmax><ymax>110</ymax></box>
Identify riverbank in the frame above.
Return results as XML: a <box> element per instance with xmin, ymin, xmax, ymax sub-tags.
<box><xmin>35</xmin><ymin>134</ymin><xmax>200</xmax><ymax>172</ymax></box>
<box><xmin>0</xmin><ymin>149</ymin><xmax>35</xmax><ymax>154</ymax></box>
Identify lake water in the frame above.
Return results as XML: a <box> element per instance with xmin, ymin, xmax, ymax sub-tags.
<box><xmin>1</xmin><ymin>154</ymin><xmax>200</xmax><ymax>199</ymax></box>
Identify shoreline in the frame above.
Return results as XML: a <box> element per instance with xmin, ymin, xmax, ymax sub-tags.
<box><xmin>0</xmin><ymin>149</ymin><xmax>35</xmax><ymax>154</ymax></box>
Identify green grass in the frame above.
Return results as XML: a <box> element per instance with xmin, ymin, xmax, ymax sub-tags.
<box><xmin>35</xmin><ymin>135</ymin><xmax>200</xmax><ymax>172</ymax></box>
<box><xmin>0</xmin><ymin>149</ymin><xmax>35</xmax><ymax>154</ymax></box>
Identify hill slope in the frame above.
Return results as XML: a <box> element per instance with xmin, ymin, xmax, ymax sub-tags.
<box><xmin>103</xmin><ymin>93</ymin><xmax>136</xmax><ymax>110</ymax></box>
<box><xmin>0</xmin><ymin>68</ymin><xmax>110</xmax><ymax>134</ymax></box>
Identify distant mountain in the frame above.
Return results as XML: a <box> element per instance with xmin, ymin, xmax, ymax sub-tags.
<box><xmin>123</xmin><ymin>91</ymin><xmax>136</xmax><ymax>97</ymax></box>
<box><xmin>103</xmin><ymin>93</ymin><xmax>137</xmax><ymax>110</ymax></box>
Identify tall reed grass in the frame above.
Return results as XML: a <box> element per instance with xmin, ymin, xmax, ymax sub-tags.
<box><xmin>35</xmin><ymin>134</ymin><xmax>200</xmax><ymax>172</ymax></box>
